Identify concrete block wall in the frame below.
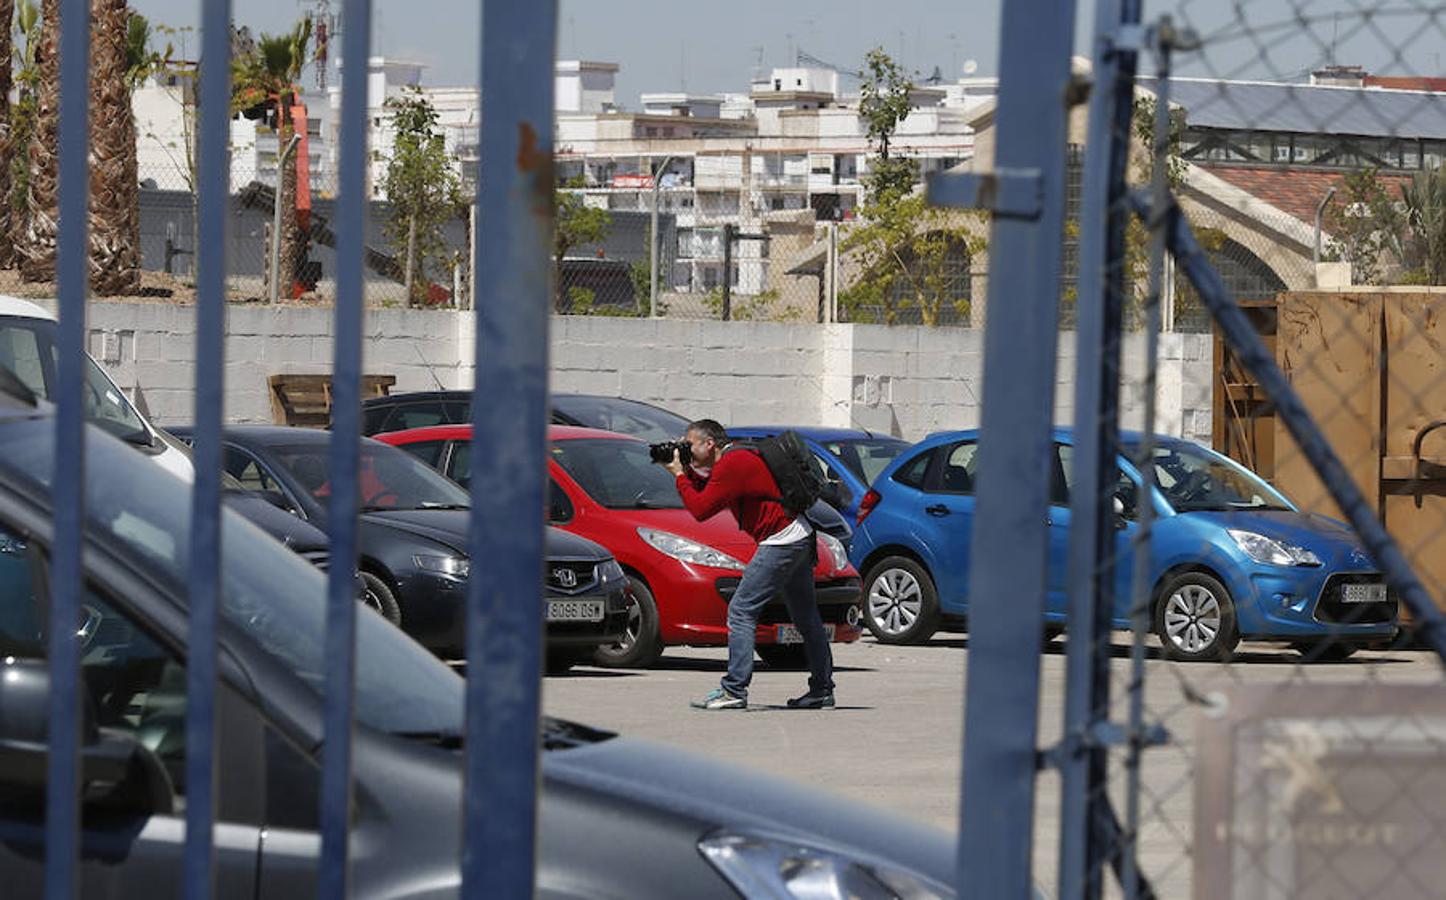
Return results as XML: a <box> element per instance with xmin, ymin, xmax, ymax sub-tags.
<box><xmin>56</xmin><ymin>299</ymin><xmax>1214</xmax><ymax>445</ymax></box>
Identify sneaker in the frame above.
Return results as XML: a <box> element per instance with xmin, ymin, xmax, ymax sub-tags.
<box><xmin>786</xmin><ymin>689</ymin><xmax>835</xmax><ymax>709</ymax></box>
<box><xmin>691</xmin><ymin>688</ymin><xmax>746</xmax><ymax>710</ymax></box>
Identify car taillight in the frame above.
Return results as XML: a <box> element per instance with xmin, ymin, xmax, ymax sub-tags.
<box><xmin>856</xmin><ymin>489</ymin><xmax>881</xmax><ymax>526</ymax></box>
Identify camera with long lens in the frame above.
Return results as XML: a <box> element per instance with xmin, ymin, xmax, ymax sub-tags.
<box><xmin>649</xmin><ymin>439</ymin><xmax>691</xmax><ymax>464</ymax></box>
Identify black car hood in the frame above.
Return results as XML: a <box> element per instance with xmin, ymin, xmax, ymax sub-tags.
<box><xmin>363</xmin><ymin>509</ymin><xmax>609</xmax><ymax>560</ymax></box>
<box><xmin>223</xmin><ymin>491</ymin><xmax>330</xmax><ymax>554</ymax></box>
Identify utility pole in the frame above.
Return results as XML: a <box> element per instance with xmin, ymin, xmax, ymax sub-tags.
<box><xmin>649</xmin><ymin>155</ymin><xmax>675</xmax><ymax>318</ymax></box>
<box><xmin>721</xmin><ymin>223</ymin><xmax>734</xmax><ymax>320</ymax></box>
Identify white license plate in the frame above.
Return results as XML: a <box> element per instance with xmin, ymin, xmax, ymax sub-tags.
<box><xmin>1341</xmin><ymin>583</ymin><xmax>1387</xmax><ymax>604</ymax></box>
<box><xmin>775</xmin><ymin>624</ymin><xmax>837</xmax><ymax>644</ymax></box>
<box><xmin>547</xmin><ymin>600</ymin><xmax>605</xmax><ymax>622</ymax></box>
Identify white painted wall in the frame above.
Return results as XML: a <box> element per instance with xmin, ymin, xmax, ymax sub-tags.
<box><xmin>54</xmin><ymin>301</ymin><xmax>1214</xmax><ymax>445</ymax></box>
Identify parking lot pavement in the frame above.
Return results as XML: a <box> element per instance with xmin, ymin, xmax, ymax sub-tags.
<box><xmin>544</xmin><ymin>636</ymin><xmax>1444</xmax><ymax>894</ymax></box>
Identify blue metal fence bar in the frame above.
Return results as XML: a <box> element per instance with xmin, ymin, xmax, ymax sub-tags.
<box><xmin>1121</xmin><ymin>32</ymin><xmax>1173</xmax><ymax>900</ymax></box>
<box><xmin>462</xmin><ymin>0</ymin><xmax>558</xmax><ymax>894</ymax></box>
<box><xmin>318</xmin><ymin>0</ymin><xmax>372</xmax><ymax>894</ymax></box>
<box><xmin>182</xmin><ymin>2</ymin><xmax>232</xmax><ymax>896</ymax></box>
<box><xmin>1058</xmin><ymin>1</ymin><xmax>1141</xmax><ymax>897</ymax></box>
<box><xmin>1150</xmin><ymin>193</ymin><xmax>1446</xmax><ymax>666</ymax></box>
<box><xmin>933</xmin><ymin>0</ymin><xmax>1076</xmax><ymax>893</ymax></box>
<box><xmin>44</xmin><ymin>0</ymin><xmax>90</xmax><ymax>896</ymax></box>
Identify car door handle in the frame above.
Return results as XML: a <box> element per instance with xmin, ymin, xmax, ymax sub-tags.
<box><xmin>1045</xmin><ymin>517</ymin><xmax>1053</xmax><ymax>527</ymax></box>
<box><xmin>925</xmin><ymin>504</ymin><xmax>950</xmax><ymax>516</ymax></box>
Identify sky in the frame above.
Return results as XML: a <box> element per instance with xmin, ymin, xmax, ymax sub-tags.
<box><xmin>131</xmin><ymin>0</ymin><xmax>1446</xmax><ymax>106</ymax></box>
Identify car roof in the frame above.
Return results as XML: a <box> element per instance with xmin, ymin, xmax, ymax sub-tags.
<box><xmin>362</xmin><ymin>390</ymin><xmax>468</xmax><ymax>407</ymax></box>
<box><xmin>173</xmin><ymin>424</ymin><xmax>382</xmax><ymax>448</ymax></box>
<box><xmin>918</xmin><ymin>427</ymin><xmax>1190</xmax><ymax>447</ymax></box>
<box><xmin>372</xmin><ymin>423</ymin><xmax>642</xmax><ymax>444</ymax></box>
<box><xmin>0</xmin><ymin>295</ymin><xmax>54</xmax><ymax>320</ymax></box>
<box><xmin>729</xmin><ymin>425</ymin><xmax>905</xmax><ymax>443</ymax></box>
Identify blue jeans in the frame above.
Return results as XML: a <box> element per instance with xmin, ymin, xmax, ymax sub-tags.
<box><xmin>721</xmin><ymin>538</ymin><xmax>834</xmax><ymax>701</ymax></box>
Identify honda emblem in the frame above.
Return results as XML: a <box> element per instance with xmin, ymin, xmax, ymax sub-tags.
<box><xmin>554</xmin><ymin>567</ymin><xmax>577</xmax><ymax>588</ymax></box>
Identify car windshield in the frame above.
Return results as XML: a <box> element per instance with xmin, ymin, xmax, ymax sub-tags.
<box><xmin>820</xmin><ymin>438</ymin><xmax>910</xmax><ymax>486</ymax></box>
<box><xmin>272</xmin><ymin>441</ymin><xmax>471</xmax><ymax>512</ymax></box>
<box><xmin>551</xmin><ymin>438</ymin><xmax>683</xmax><ymax>509</ymax></box>
<box><xmin>0</xmin><ymin>315</ymin><xmax>149</xmax><ymax>443</ymax></box>
<box><xmin>1124</xmin><ymin>440</ymin><xmax>1293</xmax><ymax>513</ymax></box>
<box><xmin>552</xmin><ymin>395</ymin><xmax>689</xmax><ymax>443</ymax></box>
<box><xmin>0</xmin><ymin>419</ymin><xmax>463</xmax><ymax>736</ymax></box>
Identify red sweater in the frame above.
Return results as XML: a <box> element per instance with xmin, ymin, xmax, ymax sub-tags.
<box><xmin>676</xmin><ymin>448</ymin><xmax>793</xmax><ymax>544</ymax></box>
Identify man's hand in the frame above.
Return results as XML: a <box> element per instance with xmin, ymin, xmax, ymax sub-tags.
<box><xmin>663</xmin><ymin>447</ymin><xmax>685</xmax><ymax>477</ymax></box>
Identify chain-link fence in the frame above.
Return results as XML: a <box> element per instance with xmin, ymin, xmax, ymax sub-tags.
<box><xmin>1034</xmin><ymin>2</ymin><xmax>1446</xmax><ymax>897</ymax></box>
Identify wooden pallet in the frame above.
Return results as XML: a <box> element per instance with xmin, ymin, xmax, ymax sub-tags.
<box><xmin>268</xmin><ymin>373</ymin><xmax>396</xmax><ymax>427</ymax></box>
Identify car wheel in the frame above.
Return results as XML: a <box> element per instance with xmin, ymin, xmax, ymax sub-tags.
<box><xmin>359</xmin><ymin>571</ymin><xmax>402</xmax><ymax>625</ymax></box>
<box><xmin>1153</xmin><ymin>572</ymin><xmax>1239</xmax><ymax>662</ymax></box>
<box><xmin>1291</xmin><ymin>641</ymin><xmax>1358</xmax><ymax>662</ymax></box>
<box><xmin>592</xmin><ymin>577</ymin><xmax>663</xmax><ymax>668</ymax></box>
<box><xmin>862</xmin><ymin>556</ymin><xmax>940</xmax><ymax>644</ymax></box>
<box><xmin>756</xmin><ymin>644</ymin><xmax>810</xmax><ymax>670</ymax></box>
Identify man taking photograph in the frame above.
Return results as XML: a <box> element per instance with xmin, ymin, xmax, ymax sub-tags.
<box><xmin>661</xmin><ymin>419</ymin><xmax>835</xmax><ymax>710</ymax></box>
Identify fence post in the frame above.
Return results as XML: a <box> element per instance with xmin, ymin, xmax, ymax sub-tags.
<box><xmin>182</xmin><ymin>1</ymin><xmax>232</xmax><ymax>896</ymax></box>
<box><xmin>45</xmin><ymin>0</ymin><xmax>90</xmax><ymax>896</ymax></box>
<box><xmin>925</xmin><ymin>0</ymin><xmax>1077</xmax><ymax>893</ymax></box>
<box><xmin>1058</xmin><ymin>1</ymin><xmax>1144</xmax><ymax>897</ymax></box>
<box><xmin>317</xmin><ymin>0</ymin><xmax>373</xmax><ymax>895</ymax></box>
<box><xmin>462</xmin><ymin>1</ymin><xmax>558</xmax><ymax>895</ymax></box>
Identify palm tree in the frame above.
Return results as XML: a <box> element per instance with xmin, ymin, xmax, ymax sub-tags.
<box><xmin>17</xmin><ymin>0</ymin><xmax>57</xmax><ymax>283</ymax></box>
<box><xmin>0</xmin><ymin>0</ymin><xmax>16</xmax><ymax>268</ymax></box>
<box><xmin>86</xmin><ymin>0</ymin><xmax>140</xmax><ymax>295</ymax></box>
<box><xmin>233</xmin><ymin>19</ymin><xmax>312</xmax><ymax>300</ymax></box>
<box><xmin>8</xmin><ymin>0</ymin><xmax>41</xmax><ymax>264</ymax></box>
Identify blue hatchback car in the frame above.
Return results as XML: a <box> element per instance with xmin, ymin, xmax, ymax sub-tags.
<box><xmin>728</xmin><ymin>426</ymin><xmax>912</xmax><ymax>522</ymax></box>
<box><xmin>849</xmin><ymin>428</ymin><xmax>1398</xmax><ymax>661</ymax></box>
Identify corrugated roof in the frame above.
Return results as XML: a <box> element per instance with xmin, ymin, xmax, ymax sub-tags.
<box><xmin>1144</xmin><ymin>78</ymin><xmax>1446</xmax><ymax>140</ymax></box>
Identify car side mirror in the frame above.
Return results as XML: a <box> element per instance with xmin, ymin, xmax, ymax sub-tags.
<box><xmin>1112</xmin><ymin>494</ymin><xmax>1131</xmax><ymax>528</ymax></box>
<box><xmin>0</xmin><ymin>659</ymin><xmax>173</xmax><ymax>814</ymax></box>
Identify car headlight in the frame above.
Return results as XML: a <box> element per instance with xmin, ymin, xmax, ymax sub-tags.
<box><xmin>699</xmin><ymin>832</ymin><xmax>954</xmax><ymax>900</ymax></box>
<box><xmin>817</xmin><ymin>532</ymin><xmax>850</xmax><ymax>575</ymax></box>
<box><xmin>637</xmin><ymin>527</ymin><xmax>746</xmax><ymax>571</ymax></box>
<box><xmin>1227</xmin><ymin>530</ymin><xmax>1322</xmax><ymax>567</ymax></box>
<box><xmin>598</xmin><ymin>558</ymin><xmax>625</xmax><ymax>583</ymax></box>
<box><xmin>414</xmin><ymin>554</ymin><xmax>470</xmax><ymax>579</ymax></box>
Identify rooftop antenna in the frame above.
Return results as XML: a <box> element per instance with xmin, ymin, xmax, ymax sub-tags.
<box><xmin>750</xmin><ymin>45</ymin><xmax>765</xmax><ymax>81</ymax></box>
<box><xmin>1330</xmin><ymin>13</ymin><xmax>1339</xmax><ymax>66</ymax></box>
<box><xmin>301</xmin><ymin>0</ymin><xmax>335</xmax><ymax>90</ymax></box>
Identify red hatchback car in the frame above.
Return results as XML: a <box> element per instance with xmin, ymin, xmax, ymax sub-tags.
<box><xmin>375</xmin><ymin>424</ymin><xmax>864</xmax><ymax>668</ymax></box>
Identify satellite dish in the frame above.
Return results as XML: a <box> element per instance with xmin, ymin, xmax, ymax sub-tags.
<box><xmin>962</xmin><ymin>59</ymin><xmax>978</xmax><ymax>76</ymax></box>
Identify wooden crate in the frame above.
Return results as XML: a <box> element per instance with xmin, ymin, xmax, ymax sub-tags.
<box><xmin>268</xmin><ymin>373</ymin><xmax>396</xmax><ymax>428</ymax></box>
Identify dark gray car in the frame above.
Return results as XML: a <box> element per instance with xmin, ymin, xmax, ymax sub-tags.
<box><xmin>0</xmin><ymin>394</ymin><xmax>960</xmax><ymax>898</ymax></box>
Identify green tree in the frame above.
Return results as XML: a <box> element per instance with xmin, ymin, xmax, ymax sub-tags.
<box><xmin>554</xmin><ymin>176</ymin><xmax>610</xmax><ymax>312</ymax></box>
<box><xmin>1400</xmin><ymin>163</ymin><xmax>1446</xmax><ymax>285</ymax></box>
<box><xmin>232</xmin><ymin>18</ymin><xmax>313</xmax><ymax>299</ymax></box>
<box><xmin>839</xmin><ymin>48</ymin><xmax>982</xmax><ymax>326</ymax></box>
<box><xmin>1321</xmin><ymin>167</ymin><xmax>1404</xmax><ymax>286</ymax></box>
<box><xmin>381</xmin><ymin>87</ymin><xmax>464</xmax><ymax>306</ymax></box>
<box><xmin>858</xmin><ymin>47</ymin><xmax>916</xmax><ymax>206</ymax></box>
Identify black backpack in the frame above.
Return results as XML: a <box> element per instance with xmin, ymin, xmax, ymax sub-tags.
<box><xmin>748</xmin><ymin>431</ymin><xmax>826</xmax><ymax>516</ymax></box>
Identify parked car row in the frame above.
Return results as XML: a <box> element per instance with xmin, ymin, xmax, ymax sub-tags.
<box><xmin>0</xmin><ymin>378</ymin><xmax>960</xmax><ymax>898</ymax></box>
<box><xmin>366</xmin><ymin>390</ymin><xmax>1401</xmax><ymax>664</ymax></box>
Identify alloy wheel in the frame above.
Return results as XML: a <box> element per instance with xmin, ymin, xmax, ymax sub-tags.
<box><xmin>1162</xmin><ymin>584</ymin><xmax>1222</xmax><ymax>655</ymax></box>
<box><xmin>869</xmin><ymin>568</ymin><xmax>923</xmax><ymax>637</ymax></box>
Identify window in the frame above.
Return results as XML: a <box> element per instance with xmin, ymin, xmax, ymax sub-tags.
<box><xmin>446</xmin><ymin>443</ymin><xmax>471</xmax><ymax>488</ymax></box>
<box><xmin>893</xmin><ymin>448</ymin><xmax>936</xmax><ymax>489</ymax></box>
<box><xmin>547</xmin><ymin>479</ymin><xmax>575</xmax><ymax>523</ymax></box>
<box><xmin>389</xmin><ymin>402</ymin><xmax>449</xmax><ymax>432</ymax></box>
<box><xmin>397</xmin><ymin>440</ymin><xmax>446</xmax><ymax>469</ymax></box>
<box><xmin>224</xmin><ymin>447</ymin><xmax>282</xmax><ymax>493</ymax></box>
<box><xmin>0</xmin><ymin>522</ymin><xmax>190</xmax><ymax>791</ymax></box>
<box><xmin>932</xmin><ymin>442</ymin><xmax>979</xmax><ymax>495</ymax></box>
<box><xmin>0</xmin><ymin>326</ymin><xmax>47</xmax><ymax>398</ymax></box>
